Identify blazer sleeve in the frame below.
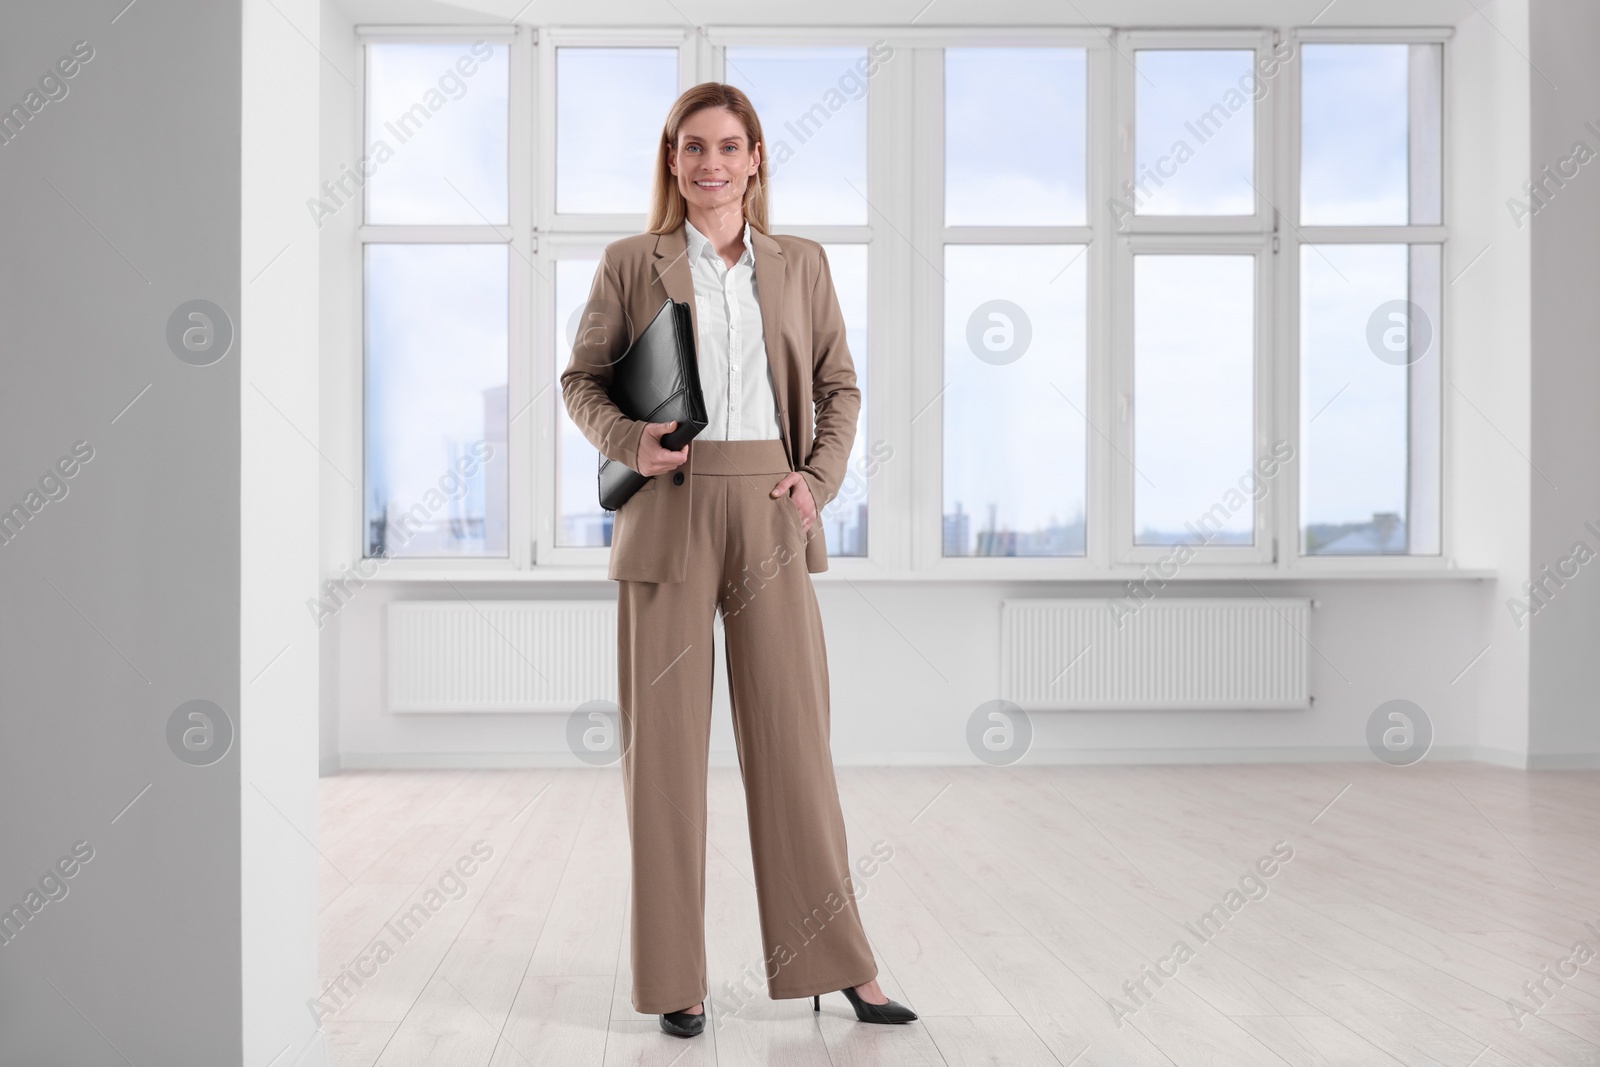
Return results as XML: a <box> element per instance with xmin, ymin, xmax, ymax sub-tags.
<box><xmin>797</xmin><ymin>245</ymin><xmax>862</xmax><ymax>512</ymax></box>
<box><xmin>559</xmin><ymin>247</ymin><xmax>647</xmax><ymax>470</ymax></box>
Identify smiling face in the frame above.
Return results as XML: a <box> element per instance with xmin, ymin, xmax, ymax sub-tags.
<box><xmin>666</xmin><ymin>105</ymin><xmax>761</xmax><ymax>226</ymax></box>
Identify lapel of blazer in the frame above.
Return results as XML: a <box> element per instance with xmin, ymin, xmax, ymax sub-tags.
<box><xmin>650</xmin><ymin>220</ymin><xmax>788</xmax><ymax>425</ymax></box>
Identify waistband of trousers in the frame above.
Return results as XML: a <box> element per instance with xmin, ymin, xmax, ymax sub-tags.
<box><xmin>687</xmin><ymin>437</ymin><xmax>791</xmax><ymax>476</ymax></box>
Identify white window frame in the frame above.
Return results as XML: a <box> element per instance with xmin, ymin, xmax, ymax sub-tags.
<box><xmin>906</xmin><ymin>28</ymin><xmax>1112</xmax><ymax>578</ymax></box>
<box><xmin>706</xmin><ymin>27</ymin><xmax>923</xmax><ymax>576</ymax></box>
<box><xmin>353</xmin><ymin>24</ymin><xmax>528</xmax><ymax>577</ymax></box>
<box><xmin>1112</xmin><ymin>235</ymin><xmax>1276</xmax><ymax>566</ymax></box>
<box><xmin>533</xmin><ymin>28</ymin><xmax>695</xmax><ymax>569</ymax></box>
<box><xmin>1284</xmin><ymin>26</ymin><xmax>1454</xmax><ymax>574</ymax></box>
<box><xmin>343</xmin><ymin>22</ymin><xmax>1462</xmax><ymax>583</ymax></box>
<box><xmin>1113</xmin><ymin>29</ymin><xmax>1278</xmax><ymax>236</ymax></box>
<box><xmin>1110</xmin><ymin>30</ymin><xmax>1277</xmax><ymax>567</ymax></box>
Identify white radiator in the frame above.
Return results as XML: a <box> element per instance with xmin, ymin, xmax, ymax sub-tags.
<box><xmin>1000</xmin><ymin>597</ymin><xmax>1312</xmax><ymax>711</ymax></box>
<box><xmin>386</xmin><ymin>601</ymin><xmax>616</xmax><ymax>713</ymax></box>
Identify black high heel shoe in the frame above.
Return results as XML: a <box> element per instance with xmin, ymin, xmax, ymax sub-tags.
<box><xmin>813</xmin><ymin>985</ymin><xmax>918</xmax><ymax>1023</ymax></box>
<box><xmin>659</xmin><ymin>1002</ymin><xmax>705</xmax><ymax>1037</ymax></box>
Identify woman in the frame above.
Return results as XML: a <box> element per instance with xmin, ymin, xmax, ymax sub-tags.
<box><xmin>560</xmin><ymin>82</ymin><xmax>917</xmax><ymax>1039</ymax></box>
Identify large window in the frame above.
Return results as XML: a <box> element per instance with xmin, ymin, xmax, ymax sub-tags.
<box><xmin>1296</xmin><ymin>42</ymin><xmax>1443</xmax><ymax>556</ymax></box>
<box><xmin>941</xmin><ymin>48</ymin><xmax>1088</xmax><ymax>558</ymax></box>
<box><xmin>1102</xmin><ymin>33</ymin><xmax>1275</xmax><ymax>566</ymax></box>
<box><xmin>549</xmin><ymin>41</ymin><xmax>683</xmax><ymax>551</ymax></box>
<box><xmin>724</xmin><ymin>45</ymin><xmax>874</xmax><ymax>556</ymax></box>
<box><xmin>353</xmin><ymin>26</ymin><xmax>1451</xmax><ymax>576</ymax></box>
<box><xmin>362</xmin><ymin>39</ymin><xmax>511</xmax><ymax>559</ymax></box>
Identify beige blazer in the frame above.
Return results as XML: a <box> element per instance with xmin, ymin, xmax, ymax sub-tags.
<box><xmin>560</xmin><ymin>223</ymin><xmax>862</xmax><ymax>583</ymax></box>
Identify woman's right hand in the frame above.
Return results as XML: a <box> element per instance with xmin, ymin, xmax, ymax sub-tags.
<box><xmin>635</xmin><ymin>419</ymin><xmax>689</xmax><ymax>477</ymax></box>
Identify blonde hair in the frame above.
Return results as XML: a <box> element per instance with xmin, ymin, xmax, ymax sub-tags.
<box><xmin>647</xmin><ymin>82</ymin><xmax>769</xmax><ymax>236</ymax></box>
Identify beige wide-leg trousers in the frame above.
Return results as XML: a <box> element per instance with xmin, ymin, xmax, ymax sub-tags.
<box><xmin>615</xmin><ymin>437</ymin><xmax>879</xmax><ymax>1015</ymax></box>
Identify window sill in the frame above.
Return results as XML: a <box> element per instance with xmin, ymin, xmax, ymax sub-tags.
<box><xmin>363</xmin><ymin>560</ymin><xmax>1499</xmax><ymax>583</ymax></box>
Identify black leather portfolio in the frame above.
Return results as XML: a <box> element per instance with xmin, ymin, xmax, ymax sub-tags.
<box><xmin>598</xmin><ymin>297</ymin><xmax>707</xmax><ymax>511</ymax></box>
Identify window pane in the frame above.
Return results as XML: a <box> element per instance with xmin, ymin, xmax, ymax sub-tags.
<box><xmin>724</xmin><ymin>47</ymin><xmax>872</xmax><ymax>225</ymax></box>
<box><xmin>944</xmin><ymin>245</ymin><xmax>1087</xmax><ymax>556</ymax></box>
<box><xmin>365</xmin><ymin>244</ymin><xmax>509</xmax><ymax>557</ymax></box>
<box><xmin>1300</xmin><ymin>244</ymin><xmax>1441</xmax><ymax>555</ymax></box>
<box><xmin>557</xmin><ymin>47</ymin><xmax>680</xmax><ymax>215</ymax></box>
<box><xmin>365</xmin><ymin>42</ymin><xmax>509</xmax><ymax>225</ymax></box>
<box><xmin>555</xmin><ymin>255</ymin><xmax>609</xmax><ymax>548</ymax></box>
<box><xmin>1134</xmin><ymin>255</ymin><xmax>1255</xmax><ymax>545</ymax></box>
<box><xmin>946</xmin><ymin>48</ymin><xmax>1086</xmax><ymax>225</ymax></box>
<box><xmin>1133</xmin><ymin>49</ymin><xmax>1256</xmax><ymax>216</ymax></box>
<box><xmin>820</xmin><ymin>244</ymin><xmax>869</xmax><ymax>556</ymax></box>
<box><xmin>1301</xmin><ymin>44</ymin><xmax>1442</xmax><ymax>226</ymax></box>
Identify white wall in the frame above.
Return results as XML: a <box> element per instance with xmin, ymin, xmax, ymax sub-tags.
<box><xmin>318</xmin><ymin>0</ymin><xmax>361</xmax><ymax>778</ymax></box>
<box><xmin>243</xmin><ymin>0</ymin><xmax>325</xmax><ymax>1061</ymax></box>
<box><xmin>1448</xmin><ymin>0</ymin><xmax>1536</xmax><ymax>764</ymax></box>
<box><xmin>1527</xmin><ymin>0</ymin><xmax>1600</xmax><ymax>764</ymax></box>
<box><xmin>331</xmin><ymin>579</ymin><xmax>1496</xmax><ymax>768</ymax></box>
<box><xmin>0</xmin><ymin>0</ymin><xmax>325</xmax><ymax>1061</ymax></box>
<box><xmin>0</xmin><ymin>0</ymin><xmax>246</xmax><ymax>1059</ymax></box>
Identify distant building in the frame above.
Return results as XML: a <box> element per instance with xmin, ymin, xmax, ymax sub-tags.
<box><xmin>943</xmin><ymin>500</ymin><xmax>1085</xmax><ymax>557</ymax></box>
<box><xmin>1306</xmin><ymin>511</ymin><xmax>1407</xmax><ymax>554</ymax></box>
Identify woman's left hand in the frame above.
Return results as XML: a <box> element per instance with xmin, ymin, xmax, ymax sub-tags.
<box><xmin>770</xmin><ymin>473</ymin><xmax>816</xmax><ymax>535</ymax></box>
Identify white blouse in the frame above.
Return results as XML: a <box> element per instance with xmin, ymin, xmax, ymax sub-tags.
<box><xmin>683</xmin><ymin>217</ymin><xmax>783</xmax><ymax>441</ymax></box>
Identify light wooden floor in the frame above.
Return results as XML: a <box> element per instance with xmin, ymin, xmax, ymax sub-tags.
<box><xmin>315</xmin><ymin>763</ymin><xmax>1600</xmax><ymax>1066</ymax></box>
